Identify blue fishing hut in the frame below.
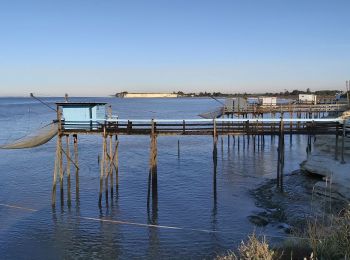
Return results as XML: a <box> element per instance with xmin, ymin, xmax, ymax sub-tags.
<box><xmin>56</xmin><ymin>102</ymin><xmax>107</xmax><ymax>130</ymax></box>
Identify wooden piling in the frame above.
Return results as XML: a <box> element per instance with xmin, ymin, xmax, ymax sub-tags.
<box><xmin>58</xmin><ymin>134</ymin><xmax>64</xmax><ymax>205</ymax></box>
<box><xmin>277</xmin><ymin>117</ymin><xmax>285</xmax><ymax>191</ymax></box>
<box><xmin>115</xmin><ymin>135</ymin><xmax>119</xmax><ymax>192</ymax></box>
<box><xmin>73</xmin><ymin>134</ymin><xmax>79</xmax><ymax>200</ymax></box>
<box><xmin>65</xmin><ymin>135</ymin><xmax>71</xmax><ymax>205</ymax></box>
<box><xmin>51</xmin><ymin>137</ymin><xmax>59</xmax><ymax>206</ymax></box>
<box><xmin>99</xmin><ymin>128</ymin><xmax>106</xmax><ymax>207</ymax></box>
<box><xmin>341</xmin><ymin>121</ymin><xmax>346</xmax><ymax>164</ymax></box>
<box><xmin>213</xmin><ymin>119</ymin><xmax>218</xmax><ymax>168</ymax></box>
<box><xmin>150</xmin><ymin>120</ymin><xmax>158</xmax><ymax>197</ymax></box>
<box><xmin>335</xmin><ymin>123</ymin><xmax>339</xmax><ymax>160</ymax></box>
<box><xmin>104</xmin><ymin>132</ymin><xmax>109</xmax><ymax>206</ymax></box>
<box><xmin>109</xmin><ymin>135</ymin><xmax>113</xmax><ymax>197</ymax></box>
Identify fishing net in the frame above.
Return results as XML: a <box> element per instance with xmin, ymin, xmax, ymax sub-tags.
<box><xmin>198</xmin><ymin>107</ymin><xmax>224</xmax><ymax>119</ymax></box>
<box><xmin>0</xmin><ymin>122</ymin><xmax>58</xmax><ymax>149</ymax></box>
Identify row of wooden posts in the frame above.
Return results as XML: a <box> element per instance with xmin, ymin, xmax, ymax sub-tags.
<box><xmin>52</xmin><ymin>117</ymin><xmax>347</xmax><ymax>206</ymax></box>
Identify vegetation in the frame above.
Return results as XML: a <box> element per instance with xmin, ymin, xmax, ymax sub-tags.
<box><xmin>215</xmin><ymin>233</ymin><xmax>279</xmax><ymax>260</ymax></box>
<box><xmin>115</xmin><ymin>89</ymin><xmax>345</xmax><ymax>98</ymax></box>
<box><xmin>216</xmin><ymin>208</ymin><xmax>350</xmax><ymax>260</ymax></box>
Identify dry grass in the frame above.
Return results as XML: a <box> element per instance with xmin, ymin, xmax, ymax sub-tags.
<box><xmin>216</xmin><ymin>208</ymin><xmax>350</xmax><ymax>259</ymax></box>
<box><xmin>216</xmin><ymin>233</ymin><xmax>280</xmax><ymax>260</ymax></box>
<box><xmin>306</xmin><ymin>208</ymin><xmax>350</xmax><ymax>259</ymax></box>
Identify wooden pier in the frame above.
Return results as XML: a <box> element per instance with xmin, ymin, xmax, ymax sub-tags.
<box><xmin>52</xmin><ymin>112</ymin><xmax>349</xmax><ymax>207</ymax></box>
<box><xmin>223</xmin><ymin>103</ymin><xmax>348</xmax><ymax>117</ymax></box>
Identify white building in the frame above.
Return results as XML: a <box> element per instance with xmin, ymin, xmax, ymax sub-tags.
<box><xmin>298</xmin><ymin>94</ymin><xmax>317</xmax><ymax>104</ymax></box>
<box><xmin>260</xmin><ymin>97</ymin><xmax>277</xmax><ymax>106</ymax></box>
<box><xmin>118</xmin><ymin>92</ymin><xmax>178</xmax><ymax>98</ymax></box>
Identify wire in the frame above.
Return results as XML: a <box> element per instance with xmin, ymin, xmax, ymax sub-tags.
<box><xmin>30</xmin><ymin>93</ymin><xmax>57</xmax><ymax>112</ymax></box>
<box><xmin>210</xmin><ymin>96</ymin><xmax>225</xmax><ymax>105</ymax></box>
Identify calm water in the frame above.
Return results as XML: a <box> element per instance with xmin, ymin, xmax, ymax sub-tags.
<box><xmin>0</xmin><ymin>97</ymin><xmax>310</xmax><ymax>259</ymax></box>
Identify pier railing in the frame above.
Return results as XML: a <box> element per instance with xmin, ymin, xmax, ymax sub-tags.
<box><xmin>60</xmin><ymin>118</ymin><xmax>348</xmax><ymax>136</ymax></box>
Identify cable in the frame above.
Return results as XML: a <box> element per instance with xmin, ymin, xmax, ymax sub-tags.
<box><xmin>30</xmin><ymin>93</ymin><xmax>57</xmax><ymax>112</ymax></box>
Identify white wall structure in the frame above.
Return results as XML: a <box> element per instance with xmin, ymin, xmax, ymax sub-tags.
<box><xmin>299</xmin><ymin>94</ymin><xmax>317</xmax><ymax>104</ymax></box>
<box><xmin>122</xmin><ymin>93</ymin><xmax>178</xmax><ymax>98</ymax></box>
<box><xmin>260</xmin><ymin>97</ymin><xmax>277</xmax><ymax>106</ymax></box>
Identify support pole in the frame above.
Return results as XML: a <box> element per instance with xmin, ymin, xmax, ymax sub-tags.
<box><xmin>51</xmin><ymin>137</ymin><xmax>59</xmax><ymax>206</ymax></box>
<box><xmin>149</xmin><ymin>120</ymin><xmax>158</xmax><ymax>201</ymax></box>
<box><xmin>341</xmin><ymin>120</ymin><xmax>346</xmax><ymax>164</ymax></box>
<box><xmin>65</xmin><ymin>135</ymin><xmax>71</xmax><ymax>206</ymax></box>
<box><xmin>73</xmin><ymin>134</ymin><xmax>79</xmax><ymax>200</ymax></box>
<box><xmin>213</xmin><ymin>119</ymin><xmax>218</xmax><ymax>169</ymax></box>
<box><xmin>335</xmin><ymin>123</ymin><xmax>339</xmax><ymax>161</ymax></box>
<box><xmin>104</xmin><ymin>132</ymin><xmax>109</xmax><ymax>206</ymax></box>
<box><xmin>109</xmin><ymin>135</ymin><xmax>113</xmax><ymax>197</ymax></box>
<box><xmin>277</xmin><ymin>117</ymin><xmax>285</xmax><ymax>191</ymax></box>
<box><xmin>115</xmin><ymin>135</ymin><xmax>119</xmax><ymax>192</ymax></box>
<box><xmin>99</xmin><ymin>128</ymin><xmax>106</xmax><ymax>207</ymax></box>
<box><xmin>58</xmin><ymin>134</ymin><xmax>64</xmax><ymax>205</ymax></box>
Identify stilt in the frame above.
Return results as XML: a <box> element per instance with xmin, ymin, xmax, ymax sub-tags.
<box><xmin>65</xmin><ymin>135</ymin><xmax>71</xmax><ymax>206</ymax></box>
<box><xmin>150</xmin><ymin>120</ymin><xmax>158</xmax><ymax>203</ymax></box>
<box><xmin>341</xmin><ymin>121</ymin><xmax>346</xmax><ymax>164</ymax></box>
<box><xmin>335</xmin><ymin>123</ymin><xmax>339</xmax><ymax>160</ymax></box>
<box><xmin>277</xmin><ymin>117</ymin><xmax>285</xmax><ymax>191</ymax></box>
<box><xmin>99</xmin><ymin>129</ymin><xmax>106</xmax><ymax>207</ymax></box>
<box><xmin>58</xmin><ymin>134</ymin><xmax>64</xmax><ymax>205</ymax></box>
<box><xmin>51</xmin><ymin>137</ymin><xmax>59</xmax><ymax>206</ymax></box>
<box><xmin>115</xmin><ymin>135</ymin><xmax>119</xmax><ymax>192</ymax></box>
<box><xmin>104</xmin><ymin>133</ymin><xmax>109</xmax><ymax>206</ymax></box>
<box><xmin>73</xmin><ymin>134</ymin><xmax>79</xmax><ymax>201</ymax></box>
<box><xmin>213</xmin><ymin>119</ymin><xmax>218</xmax><ymax>169</ymax></box>
<box><xmin>109</xmin><ymin>135</ymin><xmax>113</xmax><ymax>197</ymax></box>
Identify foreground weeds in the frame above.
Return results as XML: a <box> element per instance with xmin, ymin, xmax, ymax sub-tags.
<box><xmin>216</xmin><ymin>208</ymin><xmax>350</xmax><ymax>259</ymax></box>
<box><xmin>216</xmin><ymin>233</ymin><xmax>280</xmax><ymax>260</ymax></box>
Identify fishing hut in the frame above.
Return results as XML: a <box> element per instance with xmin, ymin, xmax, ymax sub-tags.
<box><xmin>57</xmin><ymin>102</ymin><xmax>107</xmax><ymax>130</ymax></box>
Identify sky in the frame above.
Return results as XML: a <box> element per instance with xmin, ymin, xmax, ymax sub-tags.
<box><xmin>0</xmin><ymin>0</ymin><xmax>349</xmax><ymax>96</ymax></box>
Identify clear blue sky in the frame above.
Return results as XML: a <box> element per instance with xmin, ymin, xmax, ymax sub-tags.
<box><xmin>0</xmin><ymin>0</ymin><xmax>349</xmax><ymax>96</ymax></box>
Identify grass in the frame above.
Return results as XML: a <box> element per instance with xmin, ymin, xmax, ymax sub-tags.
<box><xmin>215</xmin><ymin>233</ymin><xmax>280</xmax><ymax>260</ymax></box>
<box><xmin>216</xmin><ymin>208</ymin><xmax>350</xmax><ymax>259</ymax></box>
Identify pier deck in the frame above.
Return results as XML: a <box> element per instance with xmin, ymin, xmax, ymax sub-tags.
<box><xmin>61</xmin><ymin>118</ymin><xmax>349</xmax><ymax>136</ymax></box>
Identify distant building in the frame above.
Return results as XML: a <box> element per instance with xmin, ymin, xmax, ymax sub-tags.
<box><xmin>117</xmin><ymin>92</ymin><xmax>178</xmax><ymax>98</ymax></box>
<box><xmin>298</xmin><ymin>94</ymin><xmax>317</xmax><ymax>104</ymax></box>
<box><xmin>259</xmin><ymin>97</ymin><xmax>277</xmax><ymax>106</ymax></box>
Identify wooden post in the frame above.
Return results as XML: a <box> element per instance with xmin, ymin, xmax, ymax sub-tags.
<box><xmin>150</xmin><ymin>120</ymin><xmax>158</xmax><ymax>199</ymax></box>
<box><xmin>52</xmin><ymin>137</ymin><xmax>59</xmax><ymax>206</ymax></box>
<box><xmin>341</xmin><ymin>121</ymin><xmax>346</xmax><ymax>164</ymax></box>
<box><xmin>109</xmin><ymin>135</ymin><xmax>113</xmax><ymax>197</ymax></box>
<box><xmin>213</xmin><ymin>119</ymin><xmax>218</xmax><ymax>169</ymax></box>
<box><xmin>277</xmin><ymin>117</ymin><xmax>284</xmax><ymax>191</ymax></box>
<box><xmin>177</xmin><ymin>139</ymin><xmax>180</xmax><ymax>158</ymax></box>
<box><xmin>335</xmin><ymin>123</ymin><xmax>339</xmax><ymax>160</ymax></box>
<box><xmin>73</xmin><ymin>134</ymin><xmax>79</xmax><ymax>201</ymax></box>
<box><xmin>289</xmin><ymin>111</ymin><xmax>293</xmax><ymax>145</ymax></box>
<box><xmin>104</xmin><ymin>132</ymin><xmax>109</xmax><ymax>206</ymax></box>
<box><xmin>58</xmin><ymin>134</ymin><xmax>64</xmax><ymax>205</ymax></box>
<box><xmin>65</xmin><ymin>135</ymin><xmax>71</xmax><ymax>206</ymax></box>
<box><xmin>99</xmin><ymin>128</ymin><xmax>106</xmax><ymax>207</ymax></box>
<box><xmin>115</xmin><ymin>135</ymin><xmax>119</xmax><ymax>192</ymax></box>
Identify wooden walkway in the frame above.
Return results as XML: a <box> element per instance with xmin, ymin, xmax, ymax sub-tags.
<box><xmin>52</xmin><ymin>117</ymin><xmax>349</xmax><ymax>207</ymax></box>
<box><xmin>61</xmin><ymin>118</ymin><xmax>348</xmax><ymax>136</ymax></box>
<box><xmin>224</xmin><ymin>103</ymin><xmax>348</xmax><ymax>116</ymax></box>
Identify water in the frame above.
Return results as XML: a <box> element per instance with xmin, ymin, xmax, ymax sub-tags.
<box><xmin>0</xmin><ymin>97</ymin><xmax>311</xmax><ymax>259</ymax></box>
